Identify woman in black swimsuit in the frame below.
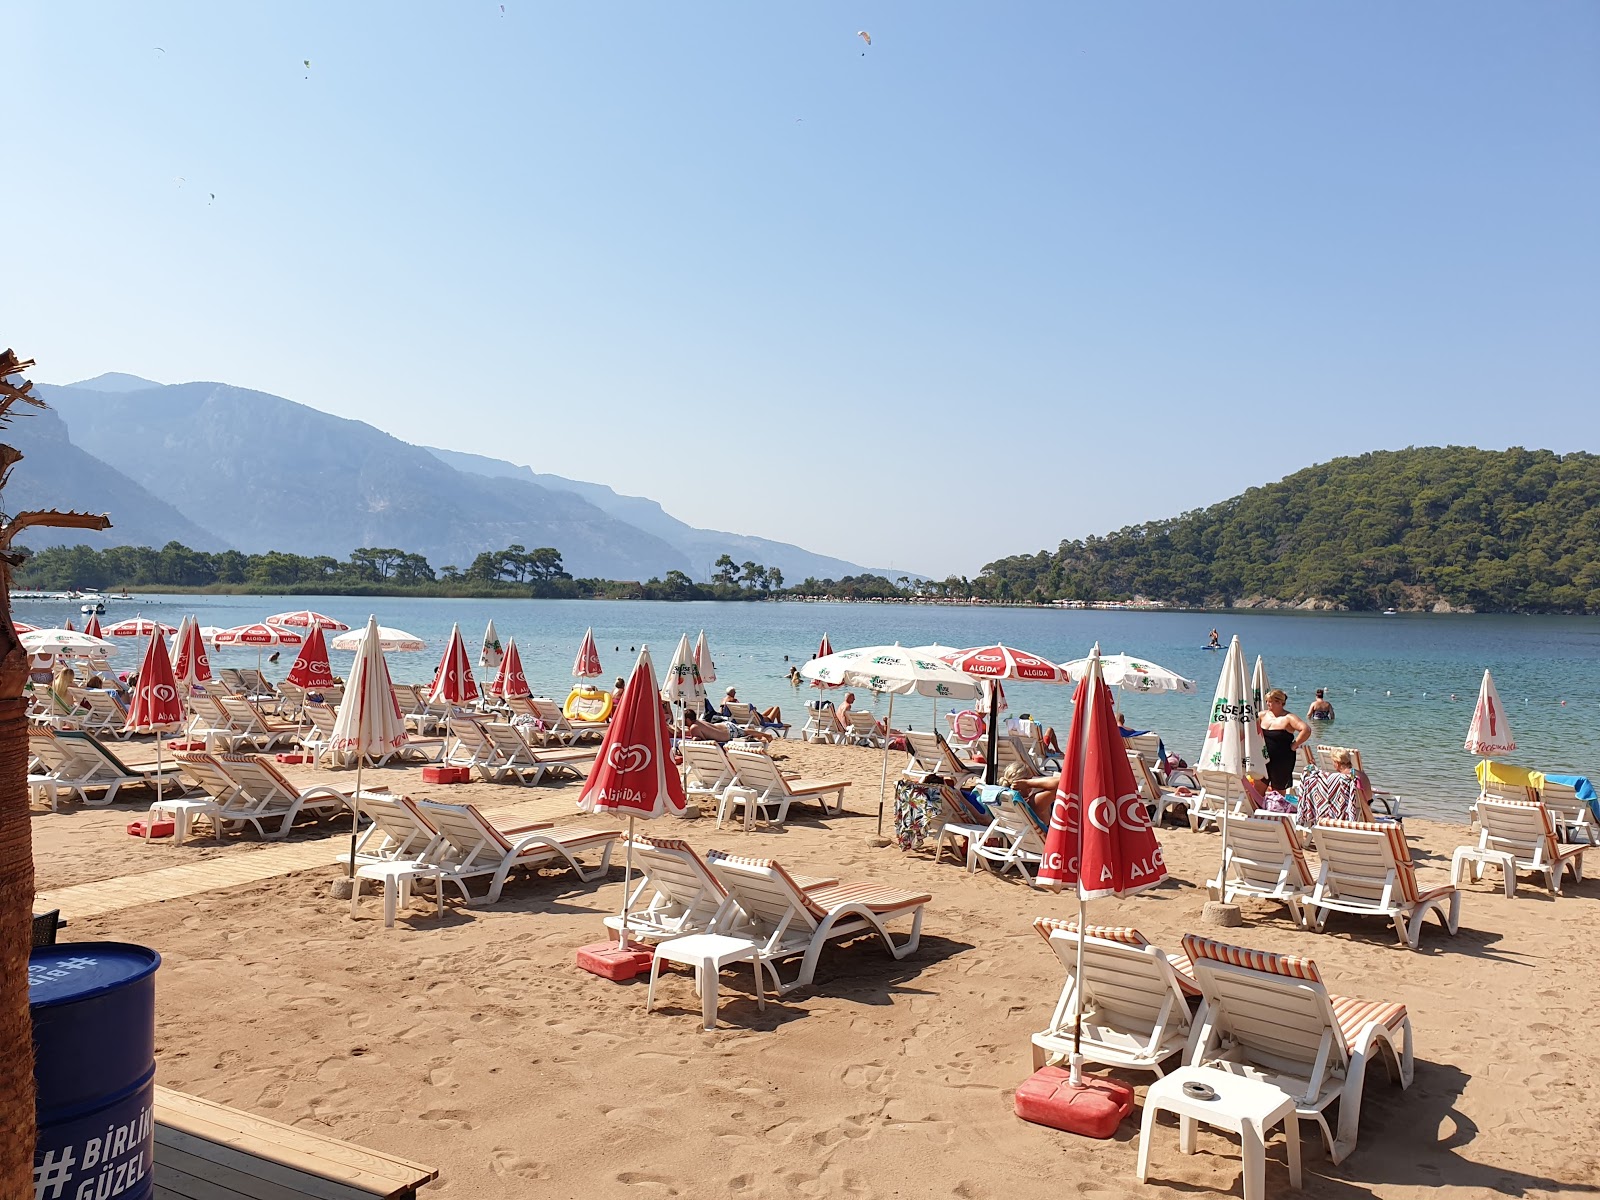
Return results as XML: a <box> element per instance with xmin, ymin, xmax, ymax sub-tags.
<box><xmin>1258</xmin><ymin>688</ymin><xmax>1311</xmax><ymax>792</ymax></box>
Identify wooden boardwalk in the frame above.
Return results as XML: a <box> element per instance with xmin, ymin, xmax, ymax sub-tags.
<box><xmin>38</xmin><ymin>792</ymin><xmax>584</xmax><ymax>922</ymax></box>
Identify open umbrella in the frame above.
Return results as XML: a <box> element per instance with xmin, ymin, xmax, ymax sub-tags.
<box><xmin>573</xmin><ymin>627</ymin><xmax>603</xmax><ymax>679</ymax></box>
<box><xmin>11</xmin><ymin>622</ymin><xmax>36</xmax><ymax>635</ymax></box>
<box><xmin>480</xmin><ymin>619</ymin><xmax>504</xmax><ymax>672</ymax></box>
<box><xmin>286</xmin><ymin>624</ymin><xmax>337</xmax><ymax>692</ymax></box>
<box><xmin>1037</xmin><ymin>647</ymin><xmax>1168</xmax><ymax>1088</ymax></box>
<box><xmin>801</xmin><ymin>644</ymin><xmax>978</xmax><ymax>836</ymax></box>
<box><xmin>171</xmin><ymin>615</ymin><xmax>213</xmax><ymax>690</ymax></box>
<box><xmin>20</xmin><ymin>629</ymin><xmax>115</xmax><ymax>658</ymax></box>
<box><xmin>694</xmin><ymin>629</ymin><xmax>715</xmax><ymax>685</ymax></box>
<box><xmin>1061</xmin><ymin>652</ymin><xmax>1196</xmax><ymax>696</ymax></box>
<box><xmin>331</xmin><ymin>625</ymin><xmax>426</xmax><ymax>653</ymax></box>
<box><xmin>577</xmin><ymin>647</ymin><xmax>687</xmax><ymax>947</ymax></box>
<box><xmin>428</xmin><ymin>622</ymin><xmax>479</xmax><ymax>707</ymax></box>
<box><xmin>264</xmin><ymin>610</ymin><xmax>350</xmax><ymax>632</ymax></box>
<box><xmin>215</xmin><ymin>621</ymin><xmax>305</xmax><ymax>679</ymax></box>
<box><xmin>489</xmin><ymin>637</ymin><xmax>531</xmax><ymax>700</ymax></box>
<box><xmin>1465</xmin><ymin>669</ymin><xmax>1515</xmax><ymax>758</ymax></box>
<box><xmin>123</xmin><ymin>629</ymin><xmax>187</xmax><ymax>808</ymax></box>
<box><xmin>104</xmin><ymin>617</ymin><xmax>178</xmax><ymax>639</ymax></box>
<box><xmin>330</xmin><ymin>615</ymin><xmax>409</xmax><ymax>878</ymax></box>
<box><xmin>943</xmin><ymin>644</ymin><xmax>1073</xmax><ymax>785</ymax></box>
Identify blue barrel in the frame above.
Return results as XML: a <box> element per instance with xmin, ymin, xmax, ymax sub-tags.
<box><xmin>30</xmin><ymin>942</ymin><xmax>160</xmax><ymax>1200</ymax></box>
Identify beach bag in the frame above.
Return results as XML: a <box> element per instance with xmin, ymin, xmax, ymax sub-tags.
<box><xmin>893</xmin><ymin>780</ymin><xmax>935</xmax><ymax>851</ymax></box>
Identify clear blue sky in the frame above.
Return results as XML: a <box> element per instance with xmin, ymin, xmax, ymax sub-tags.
<box><xmin>10</xmin><ymin>3</ymin><xmax>1598</xmax><ymax>579</ymax></box>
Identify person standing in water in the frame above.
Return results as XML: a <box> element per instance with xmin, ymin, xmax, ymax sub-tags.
<box><xmin>1307</xmin><ymin>688</ymin><xmax>1335</xmax><ymax>721</ymax></box>
<box><xmin>1258</xmin><ymin>688</ymin><xmax>1311</xmax><ymax>792</ymax></box>
<box><xmin>1208</xmin><ymin>628</ymin><xmax>1221</xmax><ymax>649</ymax></box>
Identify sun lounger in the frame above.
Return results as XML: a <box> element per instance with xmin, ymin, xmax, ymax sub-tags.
<box><xmin>801</xmin><ymin>703</ymin><xmax>844</xmax><ymax>745</ymax></box>
<box><xmin>67</xmin><ymin>689</ymin><xmax>133</xmax><ymax>739</ymax></box>
<box><xmin>680</xmin><ymin>739</ymin><xmax>741</xmax><ymax>807</ymax></box>
<box><xmin>1181</xmin><ymin>933</ymin><xmax>1414</xmax><ymax>1164</ymax></box>
<box><xmin>929</xmin><ymin>784</ymin><xmax>994</xmax><ymax>865</ymax></box>
<box><xmin>1128</xmin><ymin>752</ymin><xmax>1192</xmax><ymax>827</ymax></box>
<box><xmin>723</xmin><ymin>700</ymin><xmax>791</xmax><ymax>740</ymax></box>
<box><xmin>604</xmin><ymin>835</ymin><xmax>839</xmax><ymax>943</ymax></box>
<box><xmin>1307</xmin><ymin>820</ymin><xmax>1462</xmax><ymax>947</ymax></box>
<box><xmin>413</xmin><ymin>799</ymin><xmax>619</xmax><ymax>904</ymax></box>
<box><xmin>841</xmin><ymin>709</ymin><xmax>885</xmax><ymax>749</ymax></box>
<box><xmin>208</xmin><ymin>753</ymin><xmax>352</xmax><ymax>838</ymax></box>
<box><xmin>1188</xmin><ymin>770</ymin><xmax>1254</xmax><ymax>833</ymax></box>
<box><xmin>705</xmin><ymin>851</ymin><xmax>930</xmax><ymax>995</ymax></box>
<box><xmin>1029</xmin><ymin>919</ymin><xmax>1195</xmax><ymax>1076</ymax></box>
<box><xmin>1207</xmin><ymin>812</ymin><xmax>1315</xmax><ymax>926</ymax></box>
<box><xmin>967</xmin><ymin>785</ymin><xmax>1047</xmax><ymax>881</ymax></box>
<box><xmin>336</xmin><ymin>792</ymin><xmax>438</xmax><ymax>866</ymax></box>
<box><xmin>722</xmin><ymin>747</ymin><xmax>849</xmax><ymax>827</ymax></box>
<box><xmin>1463</xmin><ymin>799</ymin><xmax>1586</xmax><ymax>897</ymax></box>
<box><xmin>203</xmin><ymin>694</ymin><xmax>301</xmax><ymax>752</ymax></box>
<box><xmin>901</xmin><ymin>730</ymin><xmax>978</xmax><ymax>786</ymax></box>
<box><xmin>1307</xmin><ymin>744</ymin><xmax>1402</xmax><ymax>817</ymax></box>
<box><xmin>945</xmin><ymin>710</ymin><xmax>986</xmax><ymax>755</ymax></box>
<box><xmin>480</xmin><ymin>721</ymin><xmax>594</xmax><ymax>784</ymax></box>
<box><xmin>1537</xmin><ymin>779</ymin><xmax>1596</xmax><ymax>845</ymax></box>
<box><xmin>27</xmin><ymin>728</ymin><xmax>184</xmax><ymax>806</ymax></box>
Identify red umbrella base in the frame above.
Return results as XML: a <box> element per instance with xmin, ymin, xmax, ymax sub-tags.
<box><xmin>575</xmin><ymin>940</ymin><xmax>656</xmax><ymax>982</ymax></box>
<box><xmin>1014</xmin><ymin>1066</ymin><xmax>1135</xmax><ymax>1138</ymax></box>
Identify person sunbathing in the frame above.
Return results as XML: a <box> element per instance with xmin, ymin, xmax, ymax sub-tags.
<box><xmin>684</xmin><ymin>713</ymin><xmax>772</xmax><ymax>744</ymax></box>
<box><xmin>999</xmin><ymin>762</ymin><xmax>1062</xmax><ymax>823</ymax></box>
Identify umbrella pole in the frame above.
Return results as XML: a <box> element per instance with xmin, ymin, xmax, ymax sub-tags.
<box><xmin>1071</xmin><ymin>891</ymin><xmax>1085</xmax><ymax>1088</ymax></box>
<box><xmin>875</xmin><ymin>693</ymin><xmax>897</xmax><ymax>837</ymax></box>
<box><xmin>984</xmin><ymin>683</ymin><xmax>1000</xmax><ymax>785</ymax></box>
<box><xmin>348</xmin><ymin>759</ymin><xmax>362</xmax><ymax>880</ymax></box>
<box><xmin>618</xmin><ymin>815</ymin><xmax>635</xmax><ymax>949</ymax></box>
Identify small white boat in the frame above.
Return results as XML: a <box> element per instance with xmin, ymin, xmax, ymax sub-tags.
<box><xmin>1382</xmin><ymin>608</ymin><xmax>1398</xmax><ymax>616</ymax></box>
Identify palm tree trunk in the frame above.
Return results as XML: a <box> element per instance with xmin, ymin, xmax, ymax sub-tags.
<box><xmin>0</xmin><ymin>627</ymin><xmax>36</xmax><ymax>1196</ymax></box>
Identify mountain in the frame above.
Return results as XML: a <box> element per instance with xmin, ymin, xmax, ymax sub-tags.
<box><xmin>0</xmin><ymin>404</ymin><xmax>229</xmax><ymax>552</ymax></box>
<box><xmin>30</xmin><ymin>380</ymin><xmax>691</xmax><ymax>579</ymax></box>
<box><xmin>427</xmin><ymin>446</ymin><xmax>909</xmax><ymax>583</ymax></box>
<box><xmin>69</xmin><ymin>372</ymin><xmax>163</xmax><ymax>393</ymax></box>
<box><xmin>977</xmin><ymin>447</ymin><xmax>1600</xmax><ymax>613</ymax></box>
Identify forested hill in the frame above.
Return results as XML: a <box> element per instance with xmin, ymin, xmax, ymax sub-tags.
<box><xmin>980</xmin><ymin>448</ymin><xmax>1600</xmax><ymax>613</ymax></box>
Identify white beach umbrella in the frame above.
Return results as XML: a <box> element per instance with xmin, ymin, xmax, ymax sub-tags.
<box><xmin>20</xmin><ymin>629</ymin><xmax>116</xmax><ymax>658</ymax></box>
<box><xmin>661</xmin><ymin>633</ymin><xmax>706</xmax><ymax>714</ymax></box>
<box><xmin>693</xmin><ymin>629</ymin><xmax>715</xmax><ymax>685</ymax></box>
<box><xmin>1465</xmin><ymin>669</ymin><xmax>1515</xmax><ymax>758</ymax></box>
<box><xmin>1251</xmin><ymin>655</ymin><xmax>1271</xmax><ymax>717</ymax></box>
<box><xmin>331</xmin><ymin>625</ymin><xmax>427</xmax><ymax>653</ymax></box>
<box><xmin>330</xmin><ymin>615</ymin><xmax>410</xmax><ymax>879</ymax></box>
<box><xmin>801</xmin><ymin>644</ymin><xmax>979</xmax><ymax>837</ymax></box>
<box><xmin>1198</xmin><ymin>636</ymin><xmax>1263</xmax><ymax>894</ymax></box>
<box><xmin>479</xmin><ymin>619</ymin><xmax>504</xmax><ymax>671</ymax></box>
<box><xmin>1061</xmin><ymin>652</ymin><xmax>1196</xmax><ymax>696</ymax></box>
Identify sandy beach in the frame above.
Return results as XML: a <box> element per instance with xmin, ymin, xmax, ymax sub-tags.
<box><xmin>31</xmin><ymin>736</ymin><xmax>1600</xmax><ymax>1199</ymax></box>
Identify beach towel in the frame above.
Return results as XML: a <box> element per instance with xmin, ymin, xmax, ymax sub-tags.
<box><xmin>894</xmin><ymin>780</ymin><xmax>934</xmax><ymax>851</ymax></box>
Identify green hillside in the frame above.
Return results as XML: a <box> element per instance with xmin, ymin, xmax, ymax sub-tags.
<box><xmin>979</xmin><ymin>447</ymin><xmax>1600</xmax><ymax>613</ymax></box>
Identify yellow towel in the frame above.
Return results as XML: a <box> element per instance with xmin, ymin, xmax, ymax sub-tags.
<box><xmin>1475</xmin><ymin>759</ymin><xmax>1544</xmax><ymax>792</ymax></box>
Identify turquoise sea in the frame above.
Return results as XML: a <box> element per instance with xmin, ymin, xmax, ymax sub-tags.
<box><xmin>17</xmin><ymin>593</ymin><xmax>1600</xmax><ymax>822</ymax></box>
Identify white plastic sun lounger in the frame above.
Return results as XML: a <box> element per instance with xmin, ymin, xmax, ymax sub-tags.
<box><xmin>1465</xmin><ymin>799</ymin><xmax>1587</xmax><ymax>897</ymax></box>
<box><xmin>841</xmin><ymin>709</ymin><xmax>885</xmax><ymax>748</ymax></box>
<box><xmin>1208</xmin><ymin>811</ymin><xmax>1316</xmax><ymax>927</ymax></box>
<box><xmin>1188</xmin><ymin>769</ymin><xmax>1255</xmax><ymax>833</ymax></box>
<box><xmin>1181</xmin><ymin>933</ymin><xmax>1414</xmax><ymax>1165</ymax></box>
<box><xmin>722</xmin><ymin>748</ymin><xmax>849</xmax><ymax>827</ymax></box>
<box><xmin>901</xmin><ymin>730</ymin><xmax>978</xmax><ymax>786</ymax></box>
<box><xmin>705</xmin><ymin>851</ymin><xmax>930</xmax><ymax>995</ymax></box>
<box><xmin>800</xmin><ymin>704</ymin><xmax>845</xmax><ymax>745</ymax></box>
<box><xmin>1128</xmin><ymin>752</ymin><xmax>1192</xmax><ymax>827</ymax></box>
<box><xmin>210</xmin><ymin>753</ymin><xmax>351</xmax><ymax>838</ymax></box>
<box><xmin>336</xmin><ymin>793</ymin><xmax>440</xmax><ymax>867</ymax></box>
<box><xmin>28</xmin><ymin>728</ymin><xmax>184</xmax><ymax>807</ymax></box>
<box><xmin>1029</xmin><ymin>918</ymin><xmax>1195</xmax><ymax>1077</ymax></box>
<box><xmin>414</xmin><ymin>799</ymin><xmax>619</xmax><ymax>904</ymax></box>
<box><xmin>1307</xmin><ymin>820</ymin><xmax>1462</xmax><ymax>948</ymax></box>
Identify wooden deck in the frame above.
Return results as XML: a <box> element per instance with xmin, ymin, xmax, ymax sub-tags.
<box><xmin>154</xmin><ymin>1086</ymin><xmax>436</xmax><ymax>1199</ymax></box>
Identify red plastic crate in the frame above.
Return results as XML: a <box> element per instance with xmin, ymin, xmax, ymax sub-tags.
<box><xmin>1013</xmin><ymin>1066</ymin><xmax>1134</xmax><ymax>1139</ymax></box>
<box><xmin>165</xmin><ymin>740</ymin><xmax>206</xmax><ymax>751</ymax></box>
<box><xmin>422</xmin><ymin>765</ymin><xmax>472</xmax><ymax>784</ymax></box>
<box><xmin>275</xmin><ymin>753</ymin><xmax>311</xmax><ymax>764</ymax></box>
<box><xmin>575</xmin><ymin>940</ymin><xmax>656</xmax><ymax>982</ymax></box>
<box><xmin>127</xmin><ymin>820</ymin><xmax>176</xmax><ymax>839</ymax></box>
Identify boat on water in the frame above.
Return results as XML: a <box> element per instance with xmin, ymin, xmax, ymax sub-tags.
<box><xmin>1383</xmin><ymin>608</ymin><xmax>1398</xmax><ymax>615</ymax></box>
<box><xmin>77</xmin><ymin>592</ymin><xmax>108</xmax><ymax>614</ymax></box>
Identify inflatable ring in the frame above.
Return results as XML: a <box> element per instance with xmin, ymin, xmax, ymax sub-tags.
<box><xmin>952</xmin><ymin>710</ymin><xmax>987</xmax><ymax>742</ymax></box>
<box><xmin>564</xmin><ymin>686</ymin><xmax>614</xmax><ymax>724</ymax></box>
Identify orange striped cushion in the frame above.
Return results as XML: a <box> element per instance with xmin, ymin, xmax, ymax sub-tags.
<box><xmin>804</xmin><ymin>881</ymin><xmax>930</xmax><ymax>916</ymax></box>
<box><xmin>1032</xmin><ymin>920</ymin><xmax>1201</xmax><ymax>996</ymax></box>
<box><xmin>1182</xmin><ymin>934</ymin><xmax>1323</xmax><ymax>983</ymax></box>
<box><xmin>1321</xmin><ymin>819</ymin><xmax>1422</xmax><ymax>902</ymax></box>
<box><xmin>1328</xmin><ymin>993</ymin><xmax>1408</xmax><ymax>1044</ymax></box>
<box><xmin>636</xmin><ymin>835</ymin><xmax>694</xmax><ymax>853</ymax></box>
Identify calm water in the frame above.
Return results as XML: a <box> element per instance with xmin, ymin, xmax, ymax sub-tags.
<box><xmin>19</xmin><ymin>594</ymin><xmax>1600</xmax><ymax>822</ymax></box>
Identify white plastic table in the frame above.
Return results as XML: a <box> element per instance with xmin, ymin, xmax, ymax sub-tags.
<box><xmin>351</xmin><ymin>861</ymin><xmax>444</xmax><ymax>928</ymax></box>
<box><xmin>646</xmin><ymin>933</ymin><xmax>765</xmax><ymax>1031</ymax></box>
<box><xmin>148</xmin><ymin>798</ymin><xmax>223</xmax><ymax>846</ymax></box>
<box><xmin>1451</xmin><ymin>845</ymin><xmax>1518</xmax><ymax>897</ymax></box>
<box><xmin>1138</xmin><ymin>1065</ymin><xmax>1301</xmax><ymax>1200</ymax></box>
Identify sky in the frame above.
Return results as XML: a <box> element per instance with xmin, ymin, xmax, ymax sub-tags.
<box><xmin>8</xmin><ymin>3</ymin><xmax>1598</xmax><ymax>579</ymax></box>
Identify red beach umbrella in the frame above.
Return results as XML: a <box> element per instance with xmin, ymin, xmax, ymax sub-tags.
<box><xmin>943</xmin><ymin>644</ymin><xmax>1073</xmax><ymax>783</ymax></box>
<box><xmin>578</xmin><ymin>647</ymin><xmax>687</xmax><ymax>946</ymax></box>
<box><xmin>171</xmin><ymin>616</ymin><xmax>213</xmax><ymax>688</ymax></box>
<box><xmin>62</xmin><ymin>619</ymin><xmax>75</xmax><ymax>632</ymax></box>
<box><xmin>264</xmin><ymin>609</ymin><xmax>350</xmax><ymax>632</ymax></box>
<box><xmin>809</xmin><ymin>633</ymin><xmax>841</xmax><ymax>699</ymax></box>
<box><xmin>489</xmin><ymin>637</ymin><xmax>530</xmax><ymax>700</ymax></box>
<box><xmin>286</xmin><ymin>624</ymin><xmax>337</xmax><ymax>692</ymax></box>
<box><xmin>104</xmin><ymin>617</ymin><xmax>178</xmax><ymax>639</ymax></box>
<box><xmin>12</xmin><ymin>622</ymin><xmax>36</xmax><ymax>635</ymax></box>
<box><xmin>428</xmin><ymin>622</ymin><xmax>479</xmax><ymax>706</ymax></box>
<box><xmin>124</xmin><ymin>629</ymin><xmax>186</xmax><ymax>807</ymax></box>
<box><xmin>1037</xmin><ymin>648</ymin><xmax>1168</xmax><ymax>1091</ymax></box>
<box><xmin>81</xmin><ymin>613</ymin><xmax>102</xmax><ymax>640</ymax></box>
<box><xmin>215</xmin><ymin>623</ymin><xmax>303</xmax><ymax>647</ymax></box>
<box><xmin>572</xmin><ymin>627</ymin><xmax>603</xmax><ymax>680</ymax></box>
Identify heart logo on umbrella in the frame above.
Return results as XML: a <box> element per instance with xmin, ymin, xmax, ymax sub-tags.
<box><xmin>607</xmin><ymin>743</ymin><xmax>653</xmax><ymax>773</ymax></box>
<box><xmin>152</xmin><ymin>684</ymin><xmax>177</xmax><ymax>703</ymax></box>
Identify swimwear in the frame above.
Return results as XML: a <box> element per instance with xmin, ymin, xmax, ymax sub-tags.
<box><xmin>1262</xmin><ymin>726</ymin><xmax>1297</xmax><ymax>791</ymax></box>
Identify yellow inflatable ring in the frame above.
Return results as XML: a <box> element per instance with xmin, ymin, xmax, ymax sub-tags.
<box><xmin>564</xmin><ymin>686</ymin><xmax>614</xmax><ymax>723</ymax></box>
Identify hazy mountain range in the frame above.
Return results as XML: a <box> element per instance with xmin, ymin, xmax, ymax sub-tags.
<box><xmin>7</xmin><ymin>373</ymin><xmax>907</xmax><ymax>582</ymax></box>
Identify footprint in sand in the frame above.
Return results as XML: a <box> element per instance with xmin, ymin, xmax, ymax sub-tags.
<box><xmin>614</xmin><ymin>1170</ymin><xmax>684</xmax><ymax>1194</ymax></box>
<box><xmin>488</xmin><ymin>1148</ymin><xmax>548</xmax><ymax>1179</ymax></box>
<box><xmin>418</xmin><ymin>1108</ymin><xmax>474</xmax><ymax>1130</ymax></box>
<box><xmin>841</xmin><ymin>1062</ymin><xmax>893</xmax><ymax>1094</ymax></box>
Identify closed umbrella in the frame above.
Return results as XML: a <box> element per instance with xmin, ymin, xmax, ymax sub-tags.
<box><xmin>428</xmin><ymin>622</ymin><xmax>479</xmax><ymax>707</ymax></box>
<box><xmin>573</xmin><ymin>627</ymin><xmax>603</xmax><ymax>680</ymax></box>
<box><xmin>942</xmin><ymin>644</ymin><xmax>1073</xmax><ymax>785</ymax></box>
<box><xmin>488</xmin><ymin>637</ymin><xmax>531</xmax><ymax>700</ymax></box>
<box><xmin>662</xmin><ymin>632</ymin><xmax>705</xmax><ymax>776</ymax></box>
<box><xmin>577</xmin><ymin>647</ymin><xmax>687</xmax><ymax>947</ymax></box>
<box><xmin>123</xmin><ymin>629</ymin><xmax>187</xmax><ymax>808</ymax></box>
<box><xmin>1251</xmin><ymin>655</ymin><xmax>1271</xmax><ymax>717</ymax></box>
<box><xmin>263</xmin><ymin>610</ymin><xmax>350</xmax><ymax>632</ymax></box>
<box><xmin>62</xmin><ymin>619</ymin><xmax>74</xmax><ymax>632</ymax></box>
<box><xmin>694</xmin><ymin>629</ymin><xmax>715</xmax><ymax>685</ymax></box>
<box><xmin>331</xmin><ymin>625</ymin><xmax>426</xmax><ymax>653</ymax></box>
<box><xmin>171</xmin><ymin>616</ymin><xmax>213</xmax><ymax>689</ymax></box>
<box><xmin>330</xmin><ymin>615</ymin><xmax>410</xmax><ymax>879</ymax></box>
<box><xmin>801</xmin><ymin>644</ymin><xmax>979</xmax><ymax>836</ymax></box>
<box><xmin>286</xmin><ymin>624</ymin><xmax>337</xmax><ymax>692</ymax></box>
<box><xmin>1198</xmin><ymin>635</ymin><xmax>1264</xmax><ymax>897</ymax></box>
<box><xmin>1037</xmin><ymin>646</ymin><xmax>1169</xmax><ymax>1089</ymax></box>
<box><xmin>1465</xmin><ymin>669</ymin><xmax>1515</xmax><ymax>758</ymax></box>
<box><xmin>479</xmin><ymin>619</ymin><xmax>504</xmax><ymax>672</ymax></box>
<box><xmin>81</xmin><ymin>613</ymin><xmax>102</xmax><ymax>640</ymax></box>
